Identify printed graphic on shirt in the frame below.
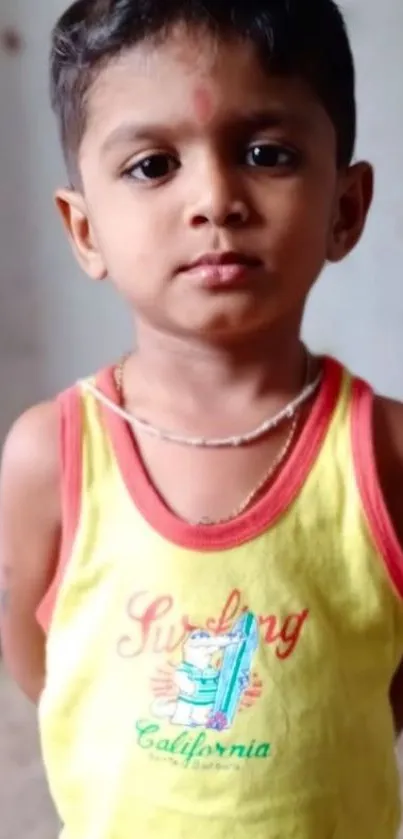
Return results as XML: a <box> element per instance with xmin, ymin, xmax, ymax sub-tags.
<box><xmin>117</xmin><ymin>588</ymin><xmax>309</xmax><ymax>661</ymax></box>
<box><xmin>150</xmin><ymin>612</ymin><xmax>259</xmax><ymax>732</ymax></box>
<box><xmin>133</xmin><ymin>612</ymin><xmax>271</xmax><ymax>770</ymax></box>
<box><xmin>117</xmin><ymin>588</ymin><xmax>309</xmax><ymax>770</ymax></box>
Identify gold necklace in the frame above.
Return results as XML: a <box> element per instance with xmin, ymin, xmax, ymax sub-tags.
<box><xmin>188</xmin><ymin>410</ymin><xmax>300</xmax><ymax>526</ymax></box>
<box><xmin>109</xmin><ymin>356</ymin><xmax>314</xmax><ymax>526</ymax></box>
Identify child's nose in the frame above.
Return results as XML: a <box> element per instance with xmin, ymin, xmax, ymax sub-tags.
<box><xmin>185</xmin><ymin>162</ymin><xmax>250</xmax><ymax>229</ymax></box>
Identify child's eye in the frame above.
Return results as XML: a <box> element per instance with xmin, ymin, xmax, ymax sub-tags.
<box><xmin>244</xmin><ymin>144</ymin><xmax>299</xmax><ymax>169</ymax></box>
<box><xmin>125</xmin><ymin>153</ymin><xmax>180</xmax><ymax>181</ymax></box>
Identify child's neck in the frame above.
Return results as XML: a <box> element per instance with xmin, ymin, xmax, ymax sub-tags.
<box><xmin>126</xmin><ymin>321</ymin><xmax>308</xmax><ymax>419</ymax></box>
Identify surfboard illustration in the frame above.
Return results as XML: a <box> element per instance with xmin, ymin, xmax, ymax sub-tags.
<box><xmin>209</xmin><ymin>612</ymin><xmax>259</xmax><ymax>730</ymax></box>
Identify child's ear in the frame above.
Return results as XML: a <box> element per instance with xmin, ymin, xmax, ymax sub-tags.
<box><xmin>55</xmin><ymin>188</ymin><xmax>107</xmax><ymax>280</ymax></box>
<box><xmin>327</xmin><ymin>161</ymin><xmax>374</xmax><ymax>263</ymax></box>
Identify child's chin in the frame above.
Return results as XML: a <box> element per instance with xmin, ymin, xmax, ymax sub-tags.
<box><xmin>174</xmin><ymin>303</ymin><xmax>274</xmax><ymax>344</ymax></box>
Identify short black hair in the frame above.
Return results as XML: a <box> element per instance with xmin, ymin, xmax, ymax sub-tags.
<box><xmin>50</xmin><ymin>0</ymin><xmax>356</xmax><ymax>182</ymax></box>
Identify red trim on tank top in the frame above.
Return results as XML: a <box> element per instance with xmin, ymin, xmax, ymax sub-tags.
<box><xmin>351</xmin><ymin>378</ymin><xmax>403</xmax><ymax>598</ymax></box>
<box><xmin>97</xmin><ymin>356</ymin><xmax>342</xmax><ymax>551</ymax></box>
<box><xmin>36</xmin><ymin>386</ymin><xmax>83</xmax><ymax>633</ymax></box>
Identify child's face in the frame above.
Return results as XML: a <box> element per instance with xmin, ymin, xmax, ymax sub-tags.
<box><xmin>57</xmin><ymin>27</ymin><xmax>372</xmax><ymax>344</ymax></box>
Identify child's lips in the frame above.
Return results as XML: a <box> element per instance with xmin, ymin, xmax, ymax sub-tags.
<box><xmin>178</xmin><ymin>252</ymin><xmax>262</xmax><ymax>290</ymax></box>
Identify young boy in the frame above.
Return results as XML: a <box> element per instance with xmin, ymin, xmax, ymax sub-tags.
<box><xmin>1</xmin><ymin>0</ymin><xmax>403</xmax><ymax>836</ymax></box>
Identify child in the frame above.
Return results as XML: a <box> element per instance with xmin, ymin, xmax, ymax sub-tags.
<box><xmin>1</xmin><ymin>0</ymin><xmax>403</xmax><ymax>836</ymax></box>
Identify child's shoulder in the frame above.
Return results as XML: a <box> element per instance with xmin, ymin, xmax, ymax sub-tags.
<box><xmin>372</xmin><ymin>394</ymin><xmax>403</xmax><ymax>547</ymax></box>
<box><xmin>1</xmin><ymin>399</ymin><xmax>60</xmax><ymax>498</ymax></box>
<box><xmin>375</xmin><ymin>396</ymin><xmax>403</xmax><ymax>726</ymax></box>
<box><xmin>0</xmin><ymin>398</ymin><xmax>61</xmax><ymax>570</ymax></box>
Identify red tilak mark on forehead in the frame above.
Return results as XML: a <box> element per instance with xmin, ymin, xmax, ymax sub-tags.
<box><xmin>193</xmin><ymin>87</ymin><xmax>214</xmax><ymax>124</ymax></box>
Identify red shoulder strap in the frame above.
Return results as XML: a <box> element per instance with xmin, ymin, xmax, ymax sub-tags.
<box><xmin>36</xmin><ymin>385</ymin><xmax>83</xmax><ymax>633</ymax></box>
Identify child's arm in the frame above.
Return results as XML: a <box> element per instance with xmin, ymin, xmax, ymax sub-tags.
<box><xmin>0</xmin><ymin>402</ymin><xmax>61</xmax><ymax>703</ymax></box>
<box><xmin>375</xmin><ymin>396</ymin><xmax>403</xmax><ymax>732</ymax></box>
<box><xmin>374</xmin><ymin>396</ymin><xmax>403</xmax><ymax>548</ymax></box>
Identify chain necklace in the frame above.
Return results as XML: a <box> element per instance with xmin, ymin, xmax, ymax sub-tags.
<box><xmin>189</xmin><ymin>408</ymin><xmax>301</xmax><ymax>525</ymax></box>
<box><xmin>81</xmin><ymin>352</ymin><xmax>320</xmax><ymax>526</ymax></box>
<box><xmin>82</xmin><ymin>351</ymin><xmax>322</xmax><ymax>449</ymax></box>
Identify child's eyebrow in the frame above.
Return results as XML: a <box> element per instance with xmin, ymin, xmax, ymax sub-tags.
<box><xmin>230</xmin><ymin>108</ymin><xmax>311</xmax><ymax>135</ymax></box>
<box><xmin>99</xmin><ymin>108</ymin><xmax>311</xmax><ymax>154</ymax></box>
<box><xmin>100</xmin><ymin>122</ymin><xmax>170</xmax><ymax>154</ymax></box>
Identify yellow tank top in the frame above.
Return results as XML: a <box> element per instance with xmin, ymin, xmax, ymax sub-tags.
<box><xmin>37</xmin><ymin>358</ymin><xmax>403</xmax><ymax>839</ymax></box>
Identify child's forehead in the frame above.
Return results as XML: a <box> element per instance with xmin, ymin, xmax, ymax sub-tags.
<box><xmin>88</xmin><ymin>30</ymin><xmax>268</xmax><ymax>116</ymax></box>
<box><xmin>85</xmin><ymin>34</ymin><xmax>328</xmax><ymax>146</ymax></box>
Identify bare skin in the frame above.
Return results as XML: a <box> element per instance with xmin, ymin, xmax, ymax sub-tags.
<box><xmin>193</xmin><ymin>86</ymin><xmax>216</xmax><ymax>124</ymax></box>
<box><xmin>1</xmin><ymin>28</ymin><xmax>403</xmax><ymax>732</ymax></box>
<box><xmin>0</xmin><ymin>402</ymin><xmax>60</xmax><ymax>703</ymax></box>
<box><xmin>373</xmin><ymin>398</ymin><xmax>403</xmax><ymax>732</ymax></box>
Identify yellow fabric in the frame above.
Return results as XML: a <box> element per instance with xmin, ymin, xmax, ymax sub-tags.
<box><xmin>39</xmin><ymin>370</ymin><xmax>403</xmax><ymax>839</ymax></box>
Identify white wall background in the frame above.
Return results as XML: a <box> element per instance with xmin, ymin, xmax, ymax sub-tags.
<box><xmin>0</xmin><ymin>0</ymin><xmax>402</xmax><ymax>444</ymax></box>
